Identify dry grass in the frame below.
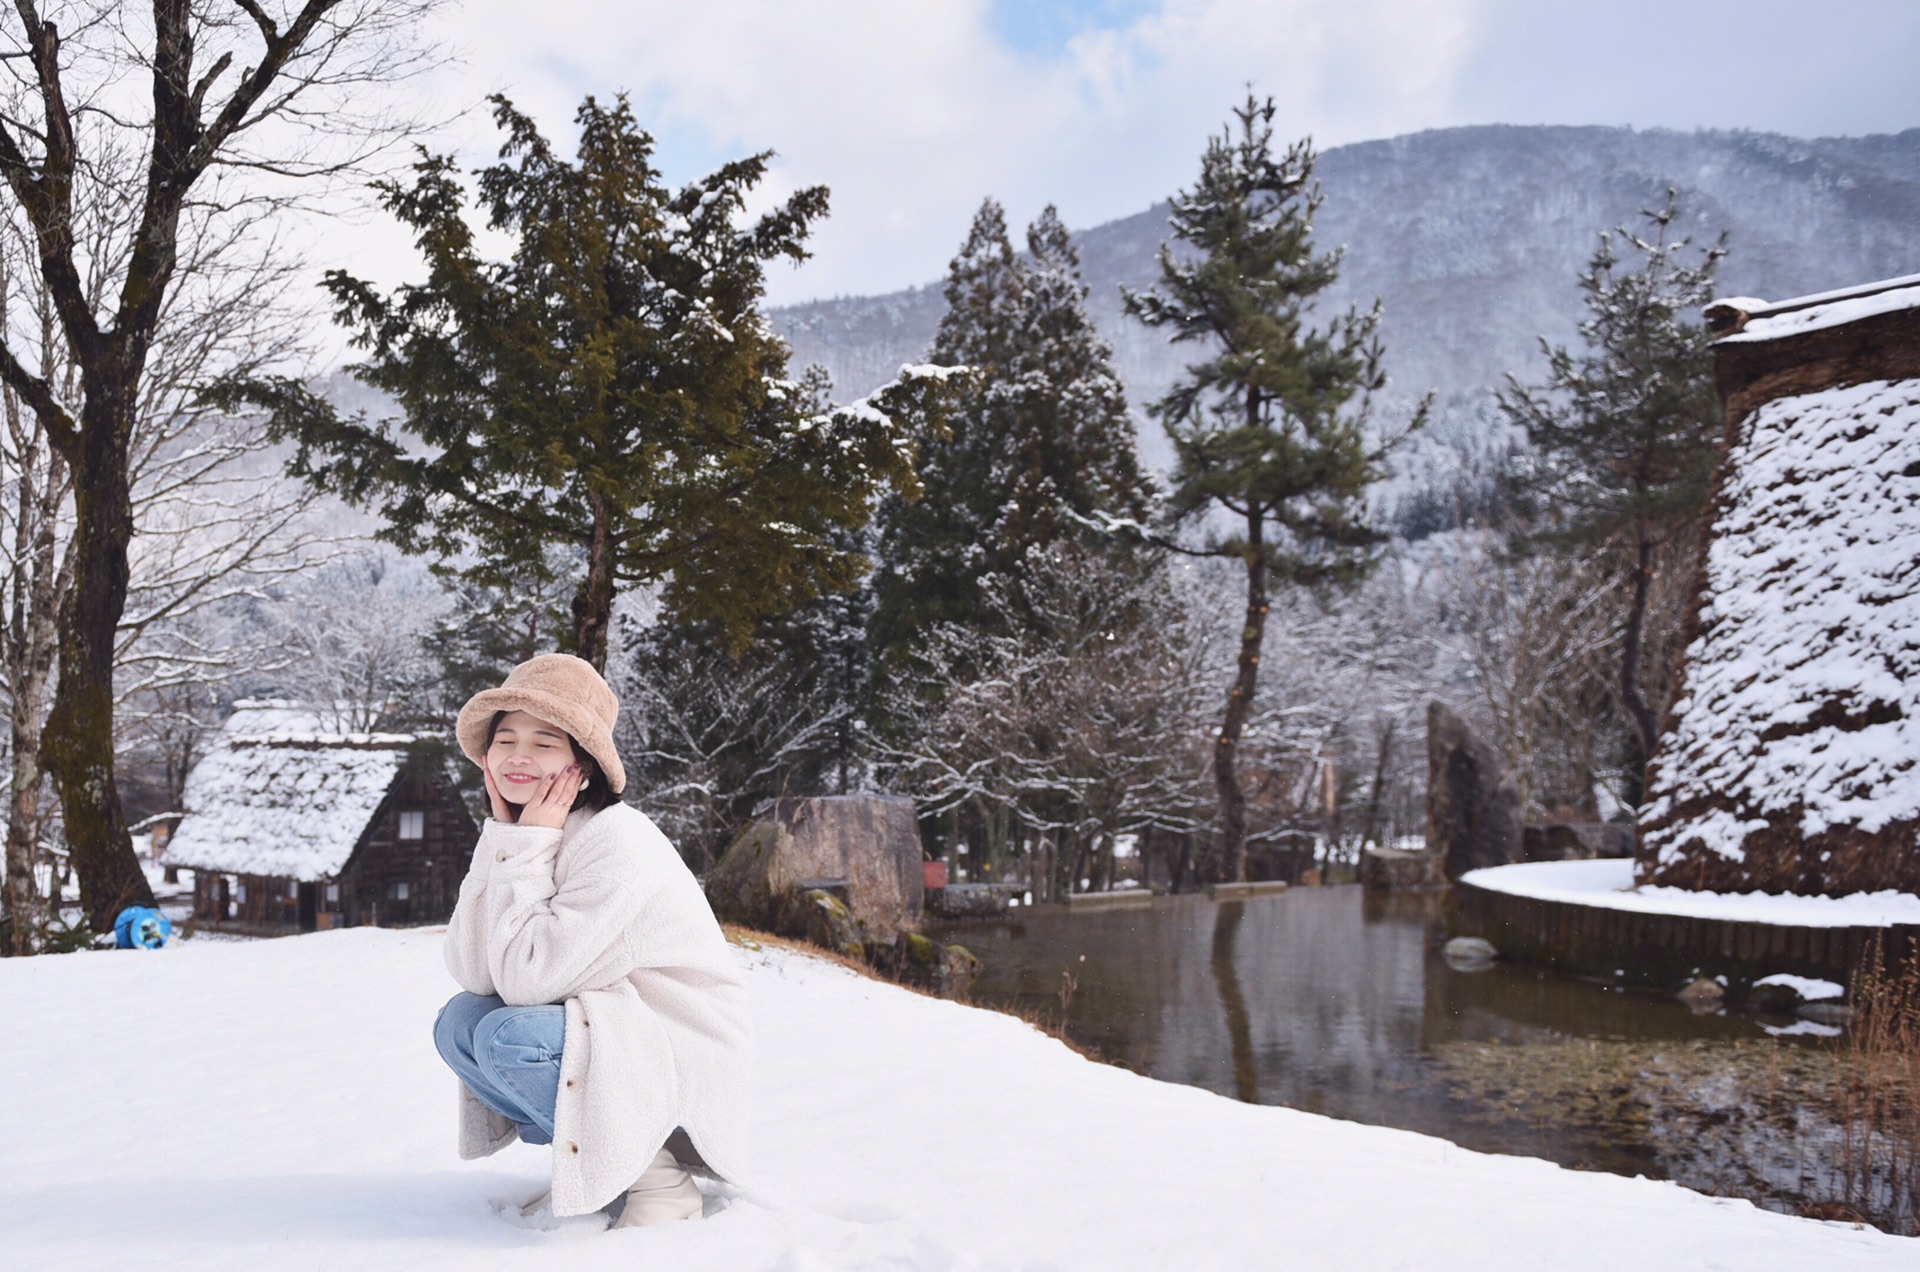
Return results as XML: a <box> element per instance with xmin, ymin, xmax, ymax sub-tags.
<box><xmin>1830</xmin><ymin>949</ymin><xmax>1920</xmax><ymax>1229</ymax></box>
<box><xmin>1424</xmin><ymin>994</ymin><xmax>1920</xmax><ymax>1237</ymax></box>
<box><xmin>722</xmin><ymin>923</ymin><xmax>883</xmax><ymax>981</ymax></box>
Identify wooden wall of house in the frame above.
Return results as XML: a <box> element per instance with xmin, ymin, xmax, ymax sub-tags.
<box><xmin>190</xmin><ymin>871</ymin><xmax>300</xmax><ymax>929</ymax></box>
<box><xmin>337</xmin><ymin>751</ymin><xmax>479</xmax><ymax>930</ymax></box>
<box><xmin>188</xmin><ymin>749</ymin><xmax>479</xmax><ymax>933</ymax></box>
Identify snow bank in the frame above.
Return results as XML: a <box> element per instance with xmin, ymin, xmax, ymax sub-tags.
<box><xmin>1</xmin><ymin>929</ymin><xmax>1912</xmax><ymax>1269</ymax></box>
<box><xmin>1463</xmin><ymin>859</ymin><xmax>1920</xmax><ymax>928</ymax></box>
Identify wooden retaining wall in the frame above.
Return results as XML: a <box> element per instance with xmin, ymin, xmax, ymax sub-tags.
<box><xmin>1452</xmin><ymin>878</ymin><xmax>1920</xmax><ymax>991</ymax></box>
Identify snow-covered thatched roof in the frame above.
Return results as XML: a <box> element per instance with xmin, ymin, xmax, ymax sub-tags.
<box><xmin>162</xmin><ymin>704</ymin><xmax>420</xmax><ymax>880</ymax></box>
<box><xmin>1706</xmin><ymin>272</ymin><xmax>1920</xmax><ymax>344</ymax></box>
<box><xmin>1639</xmin><ymin>375</ymin><xmax>1920</xmax><ymax>894</ymax></box>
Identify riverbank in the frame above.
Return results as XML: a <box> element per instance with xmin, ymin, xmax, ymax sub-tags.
<box><xmin>2</xmin><ymin>925</ymin><xmax>1913</xmax><ymax>1268</ymax></box>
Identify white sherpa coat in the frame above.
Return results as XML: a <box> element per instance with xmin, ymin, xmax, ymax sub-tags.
<box><xmin>443</xmin><ymin>802</ymin><xmax>751</xmax><ymax>1217</ymax></box>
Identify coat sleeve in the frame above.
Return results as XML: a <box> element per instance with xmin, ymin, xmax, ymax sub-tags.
<box><xmin>443</xmin><ymin>828</ymin><xmax>507</xmax><ymax>996</ymax></box>
<box><xmin>481</xmin><ymin>819</ymin><xmax>654</xmax><ymax>1006</ymax></box>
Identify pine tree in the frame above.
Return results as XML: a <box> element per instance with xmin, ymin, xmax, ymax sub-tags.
<box><xmin>220</xmin><ymin>95</ymin><xmax>942</xmax><ymax>670</ymax></box>
<box><xmin>1123</xmin><ymin>92</ymin><xmax>1419</xmax><ymax>884</ymax></box>
<box><xmin>871</xmin><ymin>200</ymin><xmax>1153</xmax><ymax>664</ymax></box>
<box><xmin>1499</xmin><ymin>191</ymin><xmax>1726</xmax><ymax>795</ymax></box>
<box><xmin>989</xmin><ymin>207</ymin><xmax>1152</xmax><ymax>588</ymax></box>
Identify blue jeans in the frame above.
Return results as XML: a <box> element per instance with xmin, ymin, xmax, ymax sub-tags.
<box><xmin>434</xmin><ymin>992</ymin><xmax>566</xmax><ymax>1146</ymax></box>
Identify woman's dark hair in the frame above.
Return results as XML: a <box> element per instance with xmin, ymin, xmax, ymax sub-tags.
<box><xmin>486</xmin><ymin>710</ymin><xmax>621</xmax><ymax>814</ymax></box>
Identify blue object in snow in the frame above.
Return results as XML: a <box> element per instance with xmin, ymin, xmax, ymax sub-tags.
<box><xmin>114</xmin><ymin>906</ymin><xmax>172</xmax><ymax>950</ymax></box>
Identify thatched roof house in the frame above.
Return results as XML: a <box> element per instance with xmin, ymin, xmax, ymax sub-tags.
<box><xmin>163</xmin><ymin>701</ymin><xmax>478</xmax><ymax>931</ymax></box>
<box><xmin>1637</xmin><ymin>274</ymin><xmax>1920</xmax><ymax>895</ymax></box>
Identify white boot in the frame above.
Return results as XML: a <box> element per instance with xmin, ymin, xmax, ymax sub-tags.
<box><xmin>610</xmin><ymin>1147</ymin><xmax>703</xmax><ymax>1228</ymax></box>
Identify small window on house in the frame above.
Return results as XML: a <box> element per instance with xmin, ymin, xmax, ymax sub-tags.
<box><xmin>387</xmin><ymin>881</ymin><xmax>410</xmax><ymax>901</ymax></box>
<box><xmin>325</xmin><ymin>883</ymin><xmax>340</xmax><ymax>904</ymax></box>
<box><xmin>235</xmin><ymin>882</ymin><xmax>248</xmax><ymax>903</ymax></box>
<box><xmin>398</xmin><ymin>810</ymin><xmax>426</xmax><ymax>840</ymax></box>
<box><xmin>286</xmin><ymin>879</ymin><xmax>300</xmax><ymax>899</ymax></box>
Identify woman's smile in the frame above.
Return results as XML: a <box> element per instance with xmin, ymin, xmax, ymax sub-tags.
<box><xmin>486</xmin><ymin>710</ymin><xmax>582</xmax><ymax>804</ymax></box>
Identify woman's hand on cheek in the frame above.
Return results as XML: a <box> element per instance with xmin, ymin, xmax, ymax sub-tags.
<box><xmin>482</xmin><ymin>761</ymin><xmax>515</xmax><ymax>823</ymax></box>
<box><xmin>518</xmin><ymin>764</ymin><xmax>583</xmax><ymax>830</ymax></box>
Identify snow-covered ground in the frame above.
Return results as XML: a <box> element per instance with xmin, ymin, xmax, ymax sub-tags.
<box><xmin>1462</xmin><ymin>858</ymin><xmax>1920</xmax><ymax>927</ymax></box>
<box><xmin>2</xmin><ymin>928</ymin><xmax>1911</xmax><ymax>1270</ymax></box>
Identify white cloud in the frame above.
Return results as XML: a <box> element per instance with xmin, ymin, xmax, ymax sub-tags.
<box><xmin>316</xmin><ymin>0</ymin><xmax>1919</xmax><ymax>316</ymax></box>
<box><xmin>378</xmin><ymin>0</ymin><xmax>1481</xmax><ymax>305</ymax></box>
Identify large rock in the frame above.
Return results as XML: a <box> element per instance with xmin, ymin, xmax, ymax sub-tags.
<box><xmin>706</xmin><ymin>795</ymin><xmax>925</xmax><ymax>938</ymax></box>
<box><xmin>1426</xmin><ymin>702</ymin><xmax>1523</xmax><ymax>881</ymax></box>
<box><xmin>1523</xmin><ymin>822</ymin><xmax>1635</xmax><ymax>862</ymax></box>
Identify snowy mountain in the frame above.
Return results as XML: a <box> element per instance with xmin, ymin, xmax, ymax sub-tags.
<box><xmin>770</xmin><ymin>125</ymin><xmax>1920</xmax><ymax>480</ymax></box>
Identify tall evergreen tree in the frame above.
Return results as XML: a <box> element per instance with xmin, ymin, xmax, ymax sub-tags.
<box><xmin>871</xmin><ymin>200</ymin><xmax>1153</xmax><ymax>663</ymax></box>
<box><xmin>1499</xmin><ymin>191</ymin><xmax>1726</xmax><ymax>795</ymax></box>
<box><xmin>223</xmin><ymin>95</ymin><xmax>942</xmax><ymax>670</ymax></box>
<box><xmin>1124</xmin><ymin>93</ymin><xmax>1419</xmax><ymax>883</ymax></box>
<box><xmin>992</xmin><ymin>208</ymin><xmax>1152</xmax><ymax>584</ymax></box>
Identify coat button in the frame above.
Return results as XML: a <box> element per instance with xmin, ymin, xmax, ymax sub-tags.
<box><xmin>568</xmin><ymin>1143</ymin><xmax>579</xmax><ymax>1155</ymax></box>
<box><xmin>495</xmin><ymin>851</ymin><xmax>506</xmax><ymax>862</ymax></box>
<box><xmin>565</xmin><ymin>1078</ymin><xmax>576</xmax><ymax>1089</ymax></box>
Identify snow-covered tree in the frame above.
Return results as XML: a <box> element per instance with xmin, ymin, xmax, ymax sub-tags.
<box><xmin>272</xmin><ymin>554</ymin><xmax>450</xmax><ymax>732</ymax></box>
<box><xmin>1499</xmin><ymin>191</ymin><xmax>1726</xmax><ymax>795</ymax></box>
<box><xmin>615</xmin><ymin>599</ymin><xmax>862</xmax><ymax>871</ymax></box>
<box><xmin>1122</xmin><ymin>92</ymin><xmax>1422</xmax><ymax>883</ymax></box>
<box><xmin>871</xmin><ymin>200</ymin><xmax>1153</xmax><ymax>667</ymax></box>
<box><xmin>1426</xmin><ymin>535</ymin><xmax>1624</xmax><ymax>820</ymax></box>
<box><xmin>884</xmin><ymin>545</ymin><xmax>1219</xmax><ymax>898</ymax></box>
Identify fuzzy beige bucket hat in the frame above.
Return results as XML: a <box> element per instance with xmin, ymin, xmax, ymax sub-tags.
<box><xmin>455</xmin><ymin>653</ymin><xmax>626</xmax><ymax>795</ymax></box>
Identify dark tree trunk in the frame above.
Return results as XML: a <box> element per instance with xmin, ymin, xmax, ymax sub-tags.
<box><xmin>1209</xmin><ymin>901</ymin><xmax>1258</xmax><ymax>1102</ymax></box>
<box><xmin>1214</xmin><ymin>509</ymin><xmax>1269</xmax><ymax>883</ymax></box>
<box><xmin>42</xmin><ymin>389</ymin><xmax>151</xmax><ymax>932</ymax></box>
<box><xmin>1169</xmin><ymin>832</ymin><xmax>1193</xmax><ymax>894</ymax></box>
<box><xmin>1068</xmin><ymin>833</ymin><xmax>1094</xmax><ymax>895</ymax></box>
<box><xmin>0</xmin><ymin>0</ymin><xmax>354</xmax><ymax>939</ymax></box>
<box><xmin>571</xmin><ymin>498</ymin><xmax>617</xmax><ymax>671</ymax></box>
<box><xmin>1359</xmin><ymin>718</ymin><xmax>1395</xmax><ymax>850</ymax></box>
<box><xmin>1620</xmin><ymin>522</ymin><xmax>1660</xmax><ymax>787</ymax></box>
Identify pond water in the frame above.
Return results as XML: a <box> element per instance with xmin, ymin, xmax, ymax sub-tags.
<box><xmin>932</xmin><ymin>886</ymin><xmax>1891</xmax><ymax>1224</ymax></box>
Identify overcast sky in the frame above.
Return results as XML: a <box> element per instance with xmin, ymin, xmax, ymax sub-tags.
<box><xmin>361</xmin><ymin>0</ymin><xmax>1920</xmax><ymax>308</ymax></box>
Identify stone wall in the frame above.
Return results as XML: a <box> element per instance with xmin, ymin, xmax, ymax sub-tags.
<box><xmin>1453</xmin><ymin>874</ymin><xmax>1920</xmax><ymax>992</ymax></box>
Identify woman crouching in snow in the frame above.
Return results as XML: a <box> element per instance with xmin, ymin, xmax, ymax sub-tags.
<box><xmin>432</xmin><ymin>653</ymin><xmax>750</xmax><ymax>1227</ymax></box>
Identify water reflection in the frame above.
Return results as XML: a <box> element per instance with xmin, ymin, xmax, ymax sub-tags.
<box><xmin>1208</xmin><ymin>902</ymin><xmax>1258</xmax><ymax>1103</ymax></box>
<box><xmin>933</xmin><ymin>885</ymin><xmax>1810</xmax><ymax>1177</ymax></box>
